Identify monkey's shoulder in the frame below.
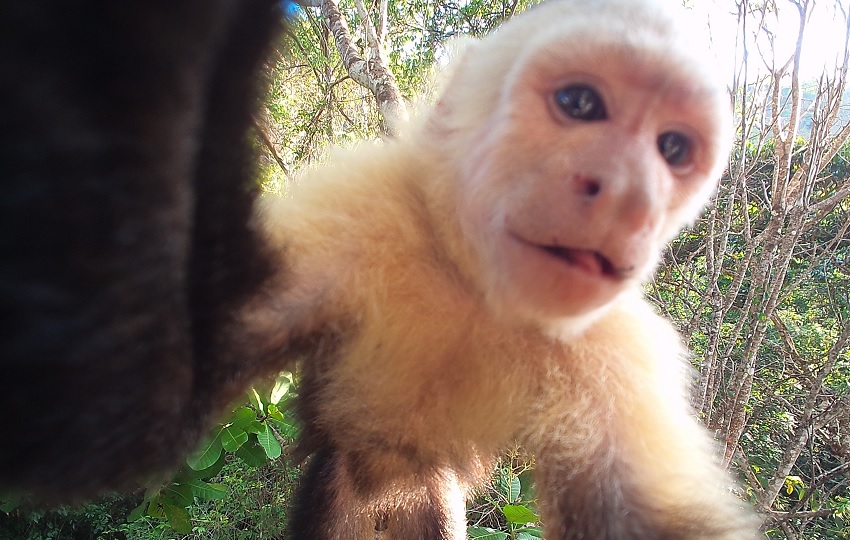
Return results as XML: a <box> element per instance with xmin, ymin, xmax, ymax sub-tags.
<box><xmin>263</xmin><ymin>146</ymin><xmax>431</xmax><ymax>258</ymax></box>
<box><xmin>564</xmin><ymin>296</ymin><xmax>691</xmax><ymax>378</ymax></box>
<box><xmin>257</xmin><ymin>144</ymin><xmax>460</xmax><ymax>320</ymax></box>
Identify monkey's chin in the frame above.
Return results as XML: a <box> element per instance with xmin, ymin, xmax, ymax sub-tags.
<box><xmin>491</xmin><ymin>234</ymin><xmax>630</xmax><ymax>327</ymax></box>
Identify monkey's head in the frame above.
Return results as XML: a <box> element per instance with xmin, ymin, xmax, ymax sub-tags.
<box><xmin>425</xmin><ymin>0</ymin><xmax>732</xmax><ymax>330</ymax></box>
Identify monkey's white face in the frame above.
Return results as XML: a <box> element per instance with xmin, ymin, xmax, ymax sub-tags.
<box><xmin>451</xmin><ymin>30</ymin><xmax>731</xmax><ymax>326</ymax></box>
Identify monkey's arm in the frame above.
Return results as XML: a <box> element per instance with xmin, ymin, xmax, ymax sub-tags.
<box><xmin>0</xmin><ymin>0</ymin><xmax>283</xmax><ymax>499</ymax></box>
<box><xmin>526</xmin><ymin>298</ymin><xmax>756</xmax><ymax>540</ymax></box>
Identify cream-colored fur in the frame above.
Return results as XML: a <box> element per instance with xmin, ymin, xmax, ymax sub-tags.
<box><xmin>260</xmin><ymin>143</ymin><xmax>543</xmax><ymax>469</ymax></box>
<box><xmin>256</xmin><ymin>140</ymin><xmax>753</xmax><ymax>538</ymax></box>
<box><xmin>253</xmin><ymin>0</ymin><xmax>755</xmax><ymax>538</ymax></box>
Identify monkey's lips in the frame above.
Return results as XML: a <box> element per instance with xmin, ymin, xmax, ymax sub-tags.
<box><xmin>540</xmin><ymin>245</ymin><xmax>623</xmax><ymax>279</ymax></box>
<box><xmin>502</xmin><ymin>232</ymin><xmax>631</xmax><ymax>316</ymax></box>
<box><xmin>505</xmin><ymin>231</ymin><xmax>631</xmax><ymax>283</ymax></box>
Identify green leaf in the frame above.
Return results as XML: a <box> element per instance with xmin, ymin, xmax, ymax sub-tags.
<box><xmin>269</xmin><ymin>372</ymin><xmax>294</xmax><ymax>404</ymax></box>
<box><xmin>229</xmin><ymin>407</ymin><xmax>257</xmax><ymax>430</ymax></box>
<box><xmin>221</xmin><ymin>426</ymin><xmax>249</xmax><ymax>452</ymax></box>
<box><xmin>502</xmin><ymin>504</ymin><xmax>539</xmax><ymax>525</ymax></box>
<box><xmin>187</xmin><ymin>479</ymin><xmax>228</xmax><ymax>501</ymax></box>
<box><xmin>783</xmin><ymin>475</ymin><xmax>806</xmax><ymax>499</ymax></box>
<box><xmin>467</xmin><ymin>526</ymin><xmax>509</xmax><ymax>540</ymax></box>
<box><xmin>267</xmin><ymin>403</ymin><xmax>285</xmax><ymax>421</ymax></box>
<box><xmin>0</xmin><ymin>494</ymin><xmax>20</xmax><ymax>513</ymax></box>
<box><xmin>143</xmin><ymin>483</ymin><xmax>161</xmax><ymax>500</ymax></box>
<box><xmin>163</xmin><ymin>483</ymin><xmax>194</xmax><ymax>508</ymax></box>
<box><xmin>269</xmin><ymin>415</ymin><xmax>300</xmax><ymax>440</ymax></box>
<box><xmin>178</xmin><ymin>452</ymin><xmax>226</xmax><ymax>481</ymax></box>
<box><xmin>235</xmin><ymin>439</ymin><xmax>268</xmax><ymax>468</ymax></box>
<box><xmin>146</xmin><ymin>495</ymin><xmax>166</xmax><ymax>519</ymax></box>
<box><xmin>126</xmin><ymin>500</ymin><xmax>147</xmax><ymax>522</ymax></box>
<box><xmin>507</xmin><ymin>475</ymin><xmax>521</xmax><ymax>503</ymax></box>
<box><xmin>518</xmin><ymin>469</ymin><xmax>536</xmax><ymax>502</ymax></box>
<box><xmin>249</xmin><ymin>388</ymin><xmax>264</xmax><ymax>412</ymax></box>
<box><xmin>187</xmin><ymin>434</ymin><xmax>223</xmax><ymax>471</ymax></box>
<box><xmin>257</xmin><ymin>423</ymin><xmax>282</xmax><ymax>459</ymax></box>
<box><xmin>246</xmin><ymin>420</ymin><xmax>265</xmax><ymax>434</ymax></box>
<box><xmin>517</xmin><ymin>526</ymin><xmax>543</xmax><ymax>540</ymax></box>
<box><xmin>496</xmin><ymin>468</ymin><xmax>521</xmax><ymax>503</ymax></box>
<box><xmin>162</xmin><ymin>500</ymin><xmax>192</xmax><ymax>533</ymax></box>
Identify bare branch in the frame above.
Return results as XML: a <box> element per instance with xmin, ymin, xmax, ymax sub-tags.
<box><xmin>318</xmin><ymin>0</ymin><xmax>408</xmax><ymax>136</ymax></box>
<box><xmin>253</xmin><ymin>115</ymin><xmax>290</xmax><ymax>178</ymax></box>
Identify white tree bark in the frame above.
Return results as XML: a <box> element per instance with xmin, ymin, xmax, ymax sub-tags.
<box><xmin>305</xmin><ymin>0</ymin><xmax>408</xmax><ymax>137</ymax></box>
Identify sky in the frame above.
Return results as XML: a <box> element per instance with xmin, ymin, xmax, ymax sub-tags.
<box><xmin>693</xmin><ymin>0</ymin><xmax>849</xmax><ymax>80</ymax></box>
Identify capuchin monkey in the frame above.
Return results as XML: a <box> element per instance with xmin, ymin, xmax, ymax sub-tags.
<box><xmin>1</xmin><ymin>0</ymin><xmax>755</xmax><ymax>538</ymax></box>
<box><xmin>249</xmin><ymin>1</ymin><xmax>757</xmax><ymax>538</ymax></box>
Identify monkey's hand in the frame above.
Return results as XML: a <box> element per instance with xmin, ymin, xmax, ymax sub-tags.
<box><xmin>525</xmin><ymin>298</ymin><xmax>757</xmax><ymax>540</ymax></box>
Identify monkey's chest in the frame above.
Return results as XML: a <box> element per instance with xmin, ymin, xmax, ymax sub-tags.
<box><xmin>314</xmin><ymin>300</ymin><xmax>542</xmax><ymax>465</ymax></box>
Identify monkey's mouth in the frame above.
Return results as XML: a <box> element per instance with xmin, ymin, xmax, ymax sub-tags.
<box><xmin>541</xmin><ymin>245</ymin><xmax>623</xmax><ymax>279</ymax></box>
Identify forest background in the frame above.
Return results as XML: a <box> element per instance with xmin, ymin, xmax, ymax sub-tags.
<box><xmin>1</xmin><ymin>0</ymin><xmax>849</xmax><ymax>539</ymax></box>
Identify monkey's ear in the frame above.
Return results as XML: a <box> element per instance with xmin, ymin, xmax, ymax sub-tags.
<box><xmin>422</xmin><ymin>37</ymin><xmax>481</xmax><ymax>137</ymax></box>
<box><xmin>438</xmin><ymin>36</ymin><xmax>479</xmax><ymax>81</ymax></box>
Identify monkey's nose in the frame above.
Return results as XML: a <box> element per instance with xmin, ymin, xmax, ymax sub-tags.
<box><xmin>571</xmin><ymin>172</ymin><xmax>658</xmax><ymax>235</ymax></box>
<box><xmin>574</xmin><ymin>175</ymin><xmax>602</xmax><ymax>198</ymax></box>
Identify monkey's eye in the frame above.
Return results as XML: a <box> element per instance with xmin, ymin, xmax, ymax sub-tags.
<box><xmin>658</xmin><ymin>131</ymin><xmax>692</xmax><ymax>167</ymax></box>
<box><xmin>554</xmin><ymin>84</ymin><xmax>607</xmax><ymax>121</ymax></box>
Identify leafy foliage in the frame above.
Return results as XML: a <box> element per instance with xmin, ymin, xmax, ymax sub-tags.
<box><xmin>125</xmin><ymin>372</ymin><xmax>299</xmax><ymax>534</ymax></box>
<box><xmin>0</xmin><ymin>374</ymin><xmax>300</xmax><ymax>540</ymax></box>
<box><xmin>468</xmin><ymin>450</ymin><xmax>541</xmax><ymax>540</ymax></box>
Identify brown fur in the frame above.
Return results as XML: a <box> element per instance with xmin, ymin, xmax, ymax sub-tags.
<box><xmin>251</xmin><ymin>1</ymin><xmax>757</xmax><ymax>538</ymax></box>
<box><xmin>0</xmin><ymin>0</ymin><xmax>284</xmax><ymax>497</ymax></box>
